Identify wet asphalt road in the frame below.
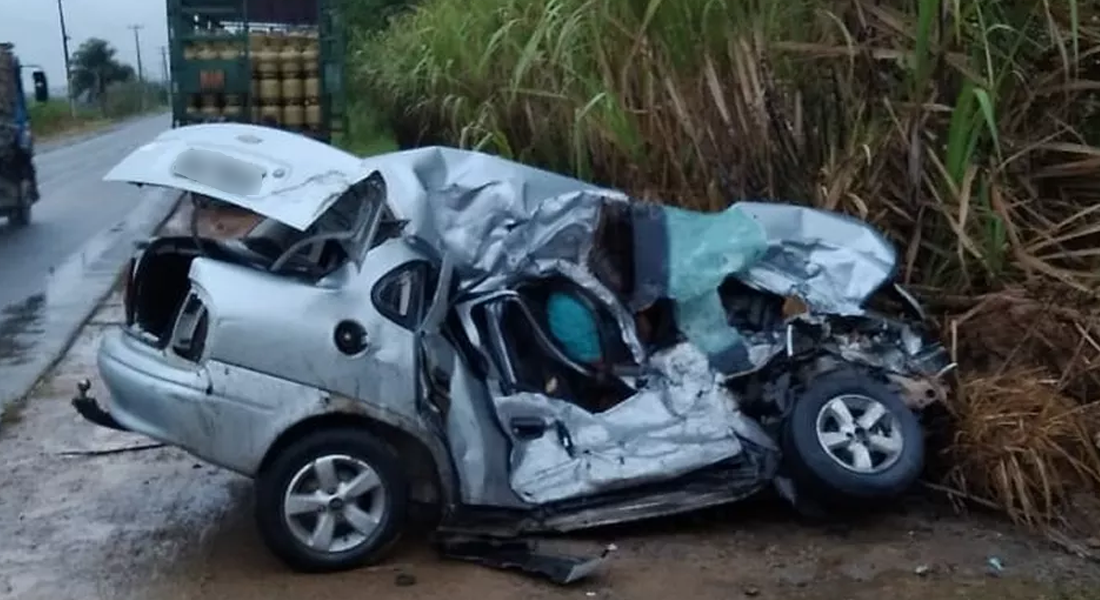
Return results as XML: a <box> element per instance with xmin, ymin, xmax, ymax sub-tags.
<box><xmin>0</xmin><ymin>113</ymin><xmax>178</xmax><ymax>412</ymax></box>
<box><xmin>0</xmin><ymin>113</ymin><xmax>170</xmax><ymax>312</ymax></box>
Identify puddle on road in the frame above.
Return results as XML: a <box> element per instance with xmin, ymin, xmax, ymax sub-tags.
<box><xmin>0</xmin><ymin>293</ymin><xmax>45</xmax><ymax>366</ymax></box>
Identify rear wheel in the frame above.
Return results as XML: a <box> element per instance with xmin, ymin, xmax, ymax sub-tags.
<box><xmin>255</xmin><ymin>428</ymin><xmax>408</xmax><ymax>572</ymax></box>
<box><xmin>10</xmin><ymin>203</ymin><xmax>29</xmax><ymax>227</ymax></box>
<box><xmin>9</xmin><ymin>179</ymin><xmax>32</xmax><ymax>227</ymax></box>
<box><xmin>782</xmin><ymin>369</ymin><xmax>924</xmax><ymax>504</ymax></box>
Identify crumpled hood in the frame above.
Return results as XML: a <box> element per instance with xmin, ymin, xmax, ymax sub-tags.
<box><xmin>733</xmin><ymin>201</ymin><xmax>898</xmax><ymax>314</ymax></box>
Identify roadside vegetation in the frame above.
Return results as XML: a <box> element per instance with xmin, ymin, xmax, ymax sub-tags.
<box><xmin>30</xmin><ymin>37</ymin><xmax>167</xmax><ymax>142</ymax></box>
<box><xmin>348</xmin><ymin>0</ymin><xmax>1100</xmax><ymax>537</ymax></box>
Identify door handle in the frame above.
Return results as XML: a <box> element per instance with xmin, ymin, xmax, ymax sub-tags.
<box><xmin>509</xmin><ymin>416</ymin><xmax>548</xmax><ymax>440</ymax></box>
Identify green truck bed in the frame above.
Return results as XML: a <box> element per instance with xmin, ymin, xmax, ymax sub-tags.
<box><xmin>167</xmin><ymin>0</ymin><xmax>346</xmax><ymax>143</ymax></box>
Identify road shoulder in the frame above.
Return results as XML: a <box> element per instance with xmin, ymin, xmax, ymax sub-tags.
<box><xmin>0</xmin><ymin>186</ymin><xmax>181</xmax><ymax>422</ymax></box>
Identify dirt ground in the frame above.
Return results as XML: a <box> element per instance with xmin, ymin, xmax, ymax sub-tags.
<box><xmin>2</xmin><ymin>203</ymin><xmax>1099</xmax><ymax>600</ymax></box>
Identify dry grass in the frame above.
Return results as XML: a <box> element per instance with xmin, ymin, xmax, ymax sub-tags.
<box><xmin>349</xmin><ymin>0</ymin><xmax>1100</xmax><ymax>532</ymax></box>
<box><xmin>943</xmin><ymin>368</ymin><xmax>1100</xmax><ymax>527</ymax></box>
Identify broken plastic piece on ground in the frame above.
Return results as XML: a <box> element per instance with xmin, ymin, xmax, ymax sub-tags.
<box><xmin>435</xmin><ymin>534</ymin><xmax>611</xmax><ymax>584</ymax></box>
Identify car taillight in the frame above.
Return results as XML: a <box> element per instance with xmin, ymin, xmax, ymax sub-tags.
<box><xmin>123</xmin><ymin>257</ymin><xmax>136</xmax><ymax>325</ymax></box>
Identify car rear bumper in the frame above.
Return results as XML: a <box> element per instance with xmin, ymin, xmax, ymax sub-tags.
<box><xmin>72</xmin><ymin>327</ymin><xmax>212</xmax><ymax>456</ymax></box>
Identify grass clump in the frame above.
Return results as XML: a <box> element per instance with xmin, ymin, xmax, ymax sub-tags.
<box><xmin>27</xmin><ymin>100</ymin><xmax>107</xmax><ymax>140</ymax></box>
<box><xmin>28</xmin><ymin>82</ymin><xmax>167</xmax><ymax>142</ymax></box>
<box><xmin>351</xmin><ymin>0</ymin><xmax>1100</xmax><ymax>534</ymax></box>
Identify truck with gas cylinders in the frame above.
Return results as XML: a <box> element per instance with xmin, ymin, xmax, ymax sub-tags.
<box><xmin>167</xmin><ymin>0</ymin><xmax>347</xmax><ymax>143</ymax></box>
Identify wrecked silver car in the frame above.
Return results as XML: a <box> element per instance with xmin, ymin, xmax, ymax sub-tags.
<box><xmin>72</xmin><ymin>123</ymin><xmax>953</xmax><ymax>581</ymax></box>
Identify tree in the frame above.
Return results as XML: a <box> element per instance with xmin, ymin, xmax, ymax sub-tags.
<box><xmin>69</xmin><ymin>38</ymin><xmax>134</xmax><ymax>105</ymax></box>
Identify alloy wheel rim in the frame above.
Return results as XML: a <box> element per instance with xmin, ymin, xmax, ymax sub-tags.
<box><xmin>814</xmin><ymin>394</ymin><xmax>905</xmax><ymax>474</ymax></box>
<box><xmin>282</xmin><ymin>454</ymin><xmax>387</xmax><ymax>553</ymax></box>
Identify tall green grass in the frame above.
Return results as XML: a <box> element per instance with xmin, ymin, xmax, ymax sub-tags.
<box><xmin>356</xmin><ymin>0</ymin><xmax>1098</xmax><ymax>292</ymax></box>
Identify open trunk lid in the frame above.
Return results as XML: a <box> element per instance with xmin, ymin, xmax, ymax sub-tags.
<box><xmin>104</xmin><ymin>123</ymin><xmax>370</xmax><ymax>231</ymax></box>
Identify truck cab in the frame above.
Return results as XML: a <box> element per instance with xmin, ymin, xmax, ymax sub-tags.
<box><xmin>0</xmin><ymin>42</ymin><xmax>41</xmax><ymax>227</ymax></box>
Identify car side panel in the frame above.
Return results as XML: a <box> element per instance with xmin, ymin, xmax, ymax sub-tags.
<box><xmin>188</xmin><ymin>240</ymin><xmax>423</xmax><ymax>420</ymax></box>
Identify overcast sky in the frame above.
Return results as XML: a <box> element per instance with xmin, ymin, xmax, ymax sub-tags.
<box><xmin>1</xmin><ymin>0</ymin><xmax>169</xmax><ymax>92</ymax></box>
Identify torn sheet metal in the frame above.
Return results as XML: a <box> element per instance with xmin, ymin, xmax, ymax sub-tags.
<box><xmin>733</xmin><ymin>201</ymin><xmax>899</xmax><ymax>314</ymax></box>
<box><xmin>492</xmin><ymin>343</ymin><xmax>745</xmax><ymax>505</ymax></box>
<box><xmin>373</xmin><ymin>147</ymin><xmax>898</xmax><ymax>316</ymax></box>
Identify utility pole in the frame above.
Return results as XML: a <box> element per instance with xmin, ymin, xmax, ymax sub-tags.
<box><xmin>160</xmin><ymin>45</ymin><xmax>170</xmax><ymax>108</ymax></box>
<box><xmin>127</xmin><ymin>24</ymin><xmax>145</xmax><ymax>111</ymax></box>
<box><xmin>56</xmin><ymin>0</ymin><xmax>75</xmax><ymax>117</ymax></box>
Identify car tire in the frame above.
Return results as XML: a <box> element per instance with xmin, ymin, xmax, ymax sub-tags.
<box><xmin>782</xmin><ymin>369</ymin><xmax>924</xmax><ymax>504</ymax></box>
<box><xmin>255</xmin><ymin>428</ymin><xmax>408</xmax><ymax>573</ymax></box>
<box><xmin>9</xmin><ymin>180</ymin><xmax>31</xmax><ymax>227</ymax></box>
<box><xmin>10</xmin><ymin>203</ymin><xmax>29</xmax><ymax>226</ymax></box>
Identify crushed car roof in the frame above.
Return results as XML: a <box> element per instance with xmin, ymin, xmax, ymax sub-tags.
<box><xmin>106</xmin><ymin>125</ymin><xmax>898</xmax><ymax>314</ymax></box>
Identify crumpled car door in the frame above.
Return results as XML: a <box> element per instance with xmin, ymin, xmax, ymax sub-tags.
<box><xmin>456</xmin><ymin>282</ymin><xmax>745</xmax><ymax>506</ymax></box>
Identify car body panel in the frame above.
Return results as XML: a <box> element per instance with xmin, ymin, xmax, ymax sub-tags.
<box><xmin>189</xmin><ymin>238</ymin><xmax>424</xmax><ymax>416</ymax></box>
<box><xmin>98</xmin><ymin>326</ymin><xmax>458</xmax><ymax>491</ymax></box>
<box><xmin>103</xmin><ymin>123</ymin><xmax>368</xmax><ymax>231</ymax></box>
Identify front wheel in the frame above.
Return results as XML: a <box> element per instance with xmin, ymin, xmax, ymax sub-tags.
<box><xmin>782</xmin><ymin>369</ymin><xmax>924</xmax><ymax>503</ymax></box>
<box><xmin>255</xmin><ymin>428</ymin><xmax>408</xmax><ymax>573</ymax></box>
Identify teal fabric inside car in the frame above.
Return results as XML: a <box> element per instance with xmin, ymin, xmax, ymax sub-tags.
<box><xmin>663</xmin><ymin>204</ymin><xmax>768</xmax><ymax>373</ymax></box>
<box><xmin>545</xmin><ymin>291</ymin><xmax>603</xmax><ymax>364</ymax></box>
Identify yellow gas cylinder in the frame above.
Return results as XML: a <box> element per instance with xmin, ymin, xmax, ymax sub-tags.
<box><xmin>259</xmin><ymin>75</ymin><xmax>281</xmax><ymax>103</ymax></box>
<box><xmin>305</xmin><ymin>102</ymin><xmax>322</xmax><ymax>128</ymax></box>
<box><xmin>281</xmin><ymin>75</ymin><xmax>303</xmax><ymax>102</ymax></box>
<box><xmin>283</xmin><ymin>103</ymin><xmax>304</xmax><ymax>128</ymax></box>
<box><xmin>300</xmin><ymin>32</ymin><xmax>319</xmax><ymax>70</ymax></box>
<box><xmin>302</xmin><ymin>74</ymin><xmax>319</xmax><ymax>100</ymax></box>
<box><xmin>248</xmin><ymin>31</ymin><xmax>266</xmax><ymax>52</ymax></box>
<box><xmin>219</xmin><ymin>40</ymin><xmax>242</xmax><ymax>60</ymax></box>
<box><xmin>261</xmin><ymin>103</ymin><xmax>281</xmax><ymax>126</ymax></box>
<box><xmin>248</xmin><ymin>31</ymin><xmax>267</xmax><ymax>72</ymax></box>
<box><xmin>254</xmin><ymin>36</ymin><xmax>278</xmax><ymax>76</ymax></box>
<box><xmin>222</xmin><ymin>95</ymin><xmax>242</xmax><ymax>118</ymax></box>
<box><xmin>279</xmin><ymin>42</ymin><xmax>302</xmax><ymax>77</ymax></box>
<box><xmin>196</xmin><ymin>40</ymin><xmax>217</xmax><ymax>60</ymax></box>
